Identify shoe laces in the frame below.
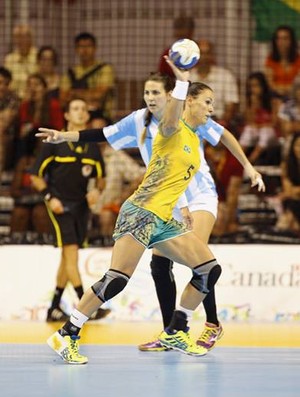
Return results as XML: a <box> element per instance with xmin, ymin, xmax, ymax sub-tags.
<box><xmin>199</xmin><ymin>326</ymin><xmax>218</xmax><ymax>342</ymax></box>
<box><xmin>69</xmin><ymin>335</ymin><xmax>81</xmax><ymax>354</ymax></box>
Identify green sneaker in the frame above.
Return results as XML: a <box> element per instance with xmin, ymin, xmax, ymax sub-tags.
<box><xmin>158</xmin><ymin>329</ymin><xmax>208</xmax><ymax>356</ymax></box>
<box><xmin>47</xmin><ymin>331</ymin><xmax>88</xmax><ymax>365</ymax></box>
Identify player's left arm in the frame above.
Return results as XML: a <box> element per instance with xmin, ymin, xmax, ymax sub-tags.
<box><xmin>220</xmin><ymin>128</ymin><xmax>265</xmax><ymax>192</ymax></box>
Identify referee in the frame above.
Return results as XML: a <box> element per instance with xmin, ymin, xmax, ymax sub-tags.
<box><xmin>31</xmin><ymin>98</ymin><xmax>109</xmax><ymax>322</ymax></box>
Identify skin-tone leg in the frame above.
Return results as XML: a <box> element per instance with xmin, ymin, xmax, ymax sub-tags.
<box><xmin>192</xmin><ymin>210</ymin><xmax>215</xmax><ymax>243</ymax></box>
<box><xmin>62</xmin><ymin>244</ymin><xmax>81</xmax><ymax>286</ymax></box>
<box><xmin>77</xmin><ymin>234</ymin><xmax>146</xmax><ymax>316</ymax></box>
<box><xmin>56</xmin><ymin>257</ymin><xmax>68</xmax><ymax>288</ymax></box>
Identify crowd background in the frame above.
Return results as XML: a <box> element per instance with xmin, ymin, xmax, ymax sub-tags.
<box><xmin>1</xmin><ymin>0</ymin><xmax>300</xmax><ymax>245</ymax></box>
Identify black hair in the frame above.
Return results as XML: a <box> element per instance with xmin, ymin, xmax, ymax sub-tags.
<box><xmin>173</xmin><ymin>16</ymin><xmax>195</xmax><ymax>30</ymax></box>
<box><xmin>63</xmin><ymin>97</ymin><xmax>87</xmax><ymax>113</ymax></box>
<box><xmin>0</xmin><ymin>66</ymin><xmax>12</xmax><ymax>82</ymax></box>
<box><xmin>246</xmin><ymin>71</ymin><xmax>272</xmax><ymax>112</ymax></box>
<box><xmin>74</xmin><ymin>32</ymin><xmax>96</xmax><ymax>46</ymax></box>
<box><xmin>141</xmin><ymin>73</ymin><xmax>175</xmax><ymax>144</ymax></box>
<box><xmin>28</xmin><ymin>73</ymin><xmax>48</xmax><ymax>89</ymax></box>
<box><xmin>187</xmin><ymin>81</ymin><xmax>213</xmax><ymax>97</ymax></box>
<box><xmin>143</xmin><ymin>73</ymin><xmax>175</xmax><ymax>126</ymax></box>
<box><xmin>26</xmin><ymin>74</ymin><xmax>50</xmax><ymax>125</ymax></box>
<box><xmin>37</xmin><ymin>45</ymin><xmax>58</xmax><ymax>65</ymax></box>
<box><xmin>286</xmin><ymin>132</ymin><xmax>300</xmax><ymax>185</ymax></box>
<box><xmin>271</xmin><ymin>25</ymin><xmax>298</xmax><ymax>63</ymax></box>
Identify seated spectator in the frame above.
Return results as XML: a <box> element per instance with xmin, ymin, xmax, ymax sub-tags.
<box><xmin>239</xmin><ymin>72</ymin><xmax>279</xmax><ymax>165</ymax></box>
<box><xmin>265</xmin><ymin>25</ymin><xmax>300</xmax><ymax>101</ymax></box>
<box><xmin>0</xmin><ymin>66</ymin><xmax>20</xmax><ymax>176</ymax></box>
<box><xmin>9</xmin><ymin>136</ymin><xmax>51</xmax><ymax>235</ymax></box>
<box><xmin>158</xmin><ymin>16</ymin><xmax>195</xmax><ymax>78</ymax></box>
<box><xmin>206</xmin><ymin>144</ymin><xmax>244</xmax><ymax>236</ymax></box>
<box><xmin>37</xmin><ymin>46</ymin><xmax>61</xmax><ymax>99</ymax></box>
<box><xmin>16</xmin><ymin>73</ymin><xmax>64</xmax><ymax>161</ymax></box>
<box><xmin>275</xmin><ymin>132</ymin><xmax>300</xmax><ymax>234</ymax></box>
<box><xmin>189</xmin><ymin>39</ymin><xmax>239</xmax><ymax>131</ymax></box>
<box><xmin>97</xmin><ymin>143</ymin><xmax>145</xmax><ymax>241</ymax></box>
<box><xmin>4</xmin><ymin>24</ymin><xmax>37</xmax><ymax>99</ymax></box>
<box><xmin>60</xmin><ymin>32</ymin><xmax>116</xmax><ymax>125</ymax></box>
<box><xmin>278</xmin><ymin>78</ymin><xmax>300</xmax><ymax>158</ymax></box>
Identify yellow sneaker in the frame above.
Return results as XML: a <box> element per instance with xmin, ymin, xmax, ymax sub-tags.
<box><xmin>197</xmin><ymin>322</ymin><xmax>224</xmax><ymax>350</ymax></box>
<box><xmin>158</xmin><ymin>329</ymin><xmax>207</xmax><ymax>357</ymax></box>
<box><xmin>47</xmin><ymin>331</ymin><xmax>88</xmax><ymax>365</ymax></box>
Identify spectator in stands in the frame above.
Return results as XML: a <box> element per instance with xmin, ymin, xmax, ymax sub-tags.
<box><xmin>158</xmin><ymin>16</ymin><xmax>195</xmax><ymax>78</ymax></box>
<box><xmin>10</xmin><ymin>73</ymin><xmax>63</xmax><ymax>236</ymax></box>
<box><xmin>4</xmin><ymin>25</ymin><xmax>37</xmax><ymax>99</ymax></box>
<box><xmin>0</xmin><ymin>66</ymin><xmax>20</xmax><ymax>176</ymax></box>
<box><xmin>37</xmin><ymin>46</ymin><xmax>61</xmax><ymax>99</ymax></box>
<box><xmin>265</xmin><ymin>25</ymin><xmax>300</xmax><ymax>101</ymax></box>
<box><xmin>97</xmin><ymin>143</ymin><xmax>145</xmax><ymax>243</ymax></box>
<box><xmin>16</xmin><ymin>73</ymin><xmax>64</xmax><ymax>162</ymax></box>
<box><xmin>189</xmin><ymin>39</ymin><xmax>239</xmax><ymax>130</ymax></box>
<box><xmin>206</xmin><ymin>144</ymin><xmax>244</xmax><ymax>236</ymax></box>
<box><xmin>9</xmin><ymin>131</ymin><xmax>51</xmax><ymax>236</ymax></box>
<box><xmin>60</xmin><ymin>32</ymin><xmax>116</xmax><ymax>126</ymax></box>
<box><xmin>31</xmin><ymin>98</ymin><xmax>109</xmax><ymax>322</ymax></box>
<box><xmin>278</xmin><ymin>78</ymin><xmax>300</xmax><ymax>157</ymax></box>
<box><xmin>276</xmin><ymin>132</ymin><xmax>300</xmax><ymax>234</ymax></box>
<box><xmin>239</xmin><ymin>72</ymin><xmax>279</xmax><ymax>165</ymax></box>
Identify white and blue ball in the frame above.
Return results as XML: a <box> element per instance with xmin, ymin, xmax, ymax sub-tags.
<box><xmin>169</xmin><ymin>38</ymin><xmax>200</xmax><ymax>69</ymax></box>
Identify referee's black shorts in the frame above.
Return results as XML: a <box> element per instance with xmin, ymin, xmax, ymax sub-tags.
<box><xmin>47</xmin><ymin>202</ymin><xmax>89</xmax><ymax>247</ymax></box>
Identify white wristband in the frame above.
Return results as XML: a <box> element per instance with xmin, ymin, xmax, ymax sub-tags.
<box><xmin>171</xmin><ymin>80</ymin><xmax>189</xmax><ymax>100</ymax></box>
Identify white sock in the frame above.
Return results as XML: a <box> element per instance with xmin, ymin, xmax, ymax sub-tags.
<box><xmin>70</xmin><ymin>309</ymin><xmax>89</xmax><ymax>328</ymax></box>
<box><xmin>177</xmin><ymin>305</ymin><xmax>194</xmax><ymax>321</ymax></box>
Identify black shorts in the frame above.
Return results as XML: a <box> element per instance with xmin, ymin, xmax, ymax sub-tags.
<box><xmin>47</xmin><ymin>202</ymin><xmax>89</xmax><ymax>247</ymax></box>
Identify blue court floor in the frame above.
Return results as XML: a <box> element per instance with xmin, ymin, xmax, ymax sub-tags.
<box><xmin>1</xmin><ymin>344</ymin><xmax>299</xmax><ymax>397</ymax></box>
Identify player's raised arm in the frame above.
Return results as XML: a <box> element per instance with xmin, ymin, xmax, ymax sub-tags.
<box><xmin>159</xmin><ymin>56</ymin><xmax>190</xmax><ymax>137</ymax></box>
<box><xmin>36</xmin><ymin>127</ymin><xmax>108</xmax><ymax>144</ymax></box>
<box><xmin>36</xmin><ymin>128</ymin><xmax>79</xmax><ymax>143</ymax></box>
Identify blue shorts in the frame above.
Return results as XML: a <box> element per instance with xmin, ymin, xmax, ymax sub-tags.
<box><xmin>113</xmin><ymin>201</ymin><xmax>189</xmax><ymax>248</ymax></box>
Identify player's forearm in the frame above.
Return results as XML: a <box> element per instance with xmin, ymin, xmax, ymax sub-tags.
<box><xmin>221</xmin><ymin>129</ymin><xmax>251</xmax><ymax>168</ymax></box>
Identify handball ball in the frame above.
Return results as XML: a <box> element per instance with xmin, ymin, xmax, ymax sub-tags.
<box><xmin>169</xmin><ymin>38</ymin><xmax>200</xmax><ymax>69</ymax></box>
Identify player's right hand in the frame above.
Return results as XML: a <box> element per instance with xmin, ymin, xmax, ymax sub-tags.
<box><xmin>164</xmin><ymin>55</ymin><xmax>190</xmax><ymax>82</ymax></box>
<box><xmin>36</xmin><ymin>128</ymin><xmax>66</xmax><ymax>144</ymax></box>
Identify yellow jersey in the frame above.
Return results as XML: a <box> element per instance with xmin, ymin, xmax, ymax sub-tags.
<box><xmin>129</xmin><ymin>120</ymin><xmax>200</xmax><ymax>221</ymax></box>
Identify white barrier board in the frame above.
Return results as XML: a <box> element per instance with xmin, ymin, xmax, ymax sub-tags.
<box><xmin>0</xmin><ymin>245</ymin><xmax>299</xmax><ymax>322</ymax></box>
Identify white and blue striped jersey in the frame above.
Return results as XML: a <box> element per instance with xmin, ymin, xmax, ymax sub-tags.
<box><xmin>103</xmin><ymin>108</ymin><xmax>224</xmax><ymax>206</ymax></box>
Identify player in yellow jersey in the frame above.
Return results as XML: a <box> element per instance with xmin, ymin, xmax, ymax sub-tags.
<box><xmin>44</xmin><ymin>57</ymin><xmax>263</xmax><ymax>364</ymax></box>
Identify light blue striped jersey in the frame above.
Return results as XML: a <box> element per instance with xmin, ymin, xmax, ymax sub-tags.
<box><xmin>103</xmin><ymin>108</ymin><xmax>224</xmax><ymax>204</ymax></box>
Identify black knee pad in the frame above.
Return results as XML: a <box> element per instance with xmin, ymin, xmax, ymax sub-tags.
<box><xmin>150</xmin><ymin>254</ymin><xmax>173</xmax><ymax>278</ymax></box>
<box><xmin>91</xmin><ymin>269</ymin><xmax>129</xmax><ymax>302</ymax></box>
<box><xmin>190</xmin><ymin>259</ymin><xmax>221</xmax><ymax>294</ymax></box>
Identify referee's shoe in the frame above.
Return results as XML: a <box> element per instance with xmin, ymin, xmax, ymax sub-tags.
<box><xmin>88</xmin><ymin>308</ymin><xmax>111</xmax><ymax>321</ymax></box>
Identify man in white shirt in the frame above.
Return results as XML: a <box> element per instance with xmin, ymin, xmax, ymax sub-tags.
<box><xmin>4</xmin><ymin>25</ymin><xmax>38</xmax><ymax>99</ymax></box>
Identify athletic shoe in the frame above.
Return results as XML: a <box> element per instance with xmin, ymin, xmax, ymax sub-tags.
<box><xmin>138</xmin><ymin>339</ymin><xmax>171</xmax><ymax>352</ymax></box>
<box><xmin>88</xmin><ymin>308</ymin><xmax>111</xmax><ymax>321</ymax></box>
<box><xmin>158</xmin><ymin>329</ymin><xmax>207</xmax><ymax>356</ymax></box>
<box><xmin>47</xmin><ymin>331</ymin><xmax>88</xmax><ymax>365</ymax></box>
<box><xmin>46</xmin><ymin>307</ymin><xmax>69</xmax><ymax>322</ymax></box>
<box><xmin>196</xmin><ymin>322</ymin><xmax>224</xmax><ymax>350</ymax></box>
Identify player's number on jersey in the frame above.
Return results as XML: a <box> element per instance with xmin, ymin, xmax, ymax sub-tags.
<box><xmin>183</xmin><ymin>165</ymin><xmax>195</xmax><ymax>180</ymax></box>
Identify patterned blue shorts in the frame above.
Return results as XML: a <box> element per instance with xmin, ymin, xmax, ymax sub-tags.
<box><xmin>113</xmin><ymin>201</ymin><xmax>189</xmax><ymax>248</ymax></box>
